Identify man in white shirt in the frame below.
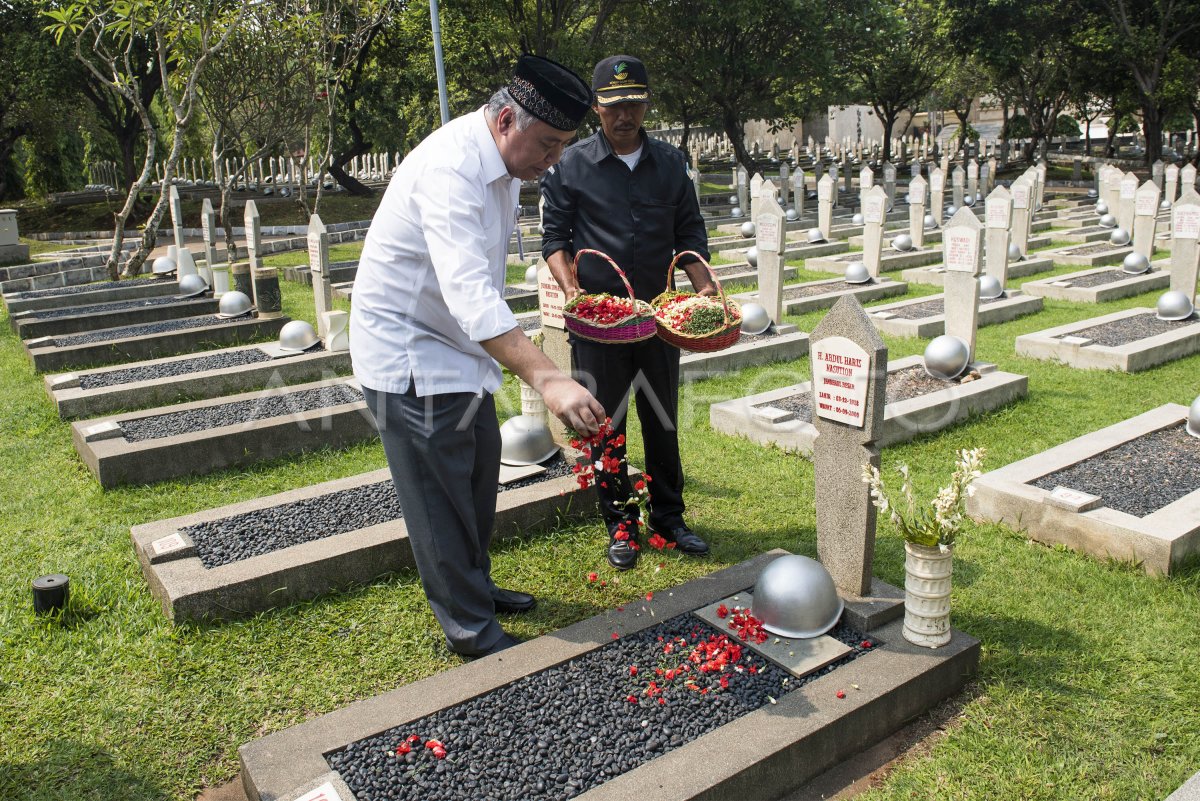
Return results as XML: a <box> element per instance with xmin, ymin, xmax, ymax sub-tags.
<box><xmin>351</xmin><ymin>55</ymin><xmax>604</xmax><ymax>659</ymax></box>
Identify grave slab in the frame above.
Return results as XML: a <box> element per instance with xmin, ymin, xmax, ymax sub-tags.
<box><xmin>709</xmin><ymin>355</ymin><xmax>1028</xmax><ymax>457</ymax></box>
<box><xmin>1048</xmin><ymin>225</ymin><xmax>1118</xmax><ymax>244</ymax></box>
<box><xmin>11</xmin><ymin>295</ymin><xmax>220</xmax><ymax>339</ymax></box>
<box><xmin>868</xmin><ymin>291</ymin><xmax>1043</xmax><ymax>338</ymax></box>
<box><xmin>1014</xmin><ymin>308</ymin><xmax>1200</xmax><ymax>372</ymax></box>
<box><xmin>1022</xmin><ymin>264</ymin><xmax>1171</xmax><ymax>303</ymax></box>
<box><xmin>2</xmin><ymin>278</ymin><xmax>180</xmax><ymax>315</ymax></box>
<box><xmin>805</xmin><ymin>248</ymin><xmax>940</xmax><ymax>275</ymax></box>
<box><xmin>24</xmin><ymin>314</ymin><xmax>290</xmax><ymax>373</ymax></box>
<box><xmin>71</xmin><ymin>376</ymin><xmax>375</xmax><ymax>488</ymax></box>
<box><xmin>45</xmin><ymin>343</ymin><xmax>353</xmax><ymax>419</ymax></box>
<box><xmin>968</xmin><ymin>404</ymin><xmax>1200</xmax><ymax>575</ymax></box>
<box><xmin>131</xmin><ymin>458</ymin><xmax>615</xmax><ymax>622</ymax></box>
<box><xmin>733</xmin><ymin>277</ymin><xmax>908</xmax><ymax>316</ymax></box>
<box><xmin>238</xmin><ymin>551</ymin><xmax>979</xmax><ymax>801</ymax></box>
<box><xmin>679</xmin><ymin>326</ymin><xmax>811</xmax><ymax>380</ymax></box>
<box><xmin>901</xmin><ymin>256</ymin><xmax>1055</xmax><ymax>287</ymax></box>
<box><xmin>1040</xmin><ymin>242</ymin><xmax>1136</xmax><ymax>267</ymax></box>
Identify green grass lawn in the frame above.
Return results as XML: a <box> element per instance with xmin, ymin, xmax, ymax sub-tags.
<box><xmin>1</xmin><ymin>242</ymin><xmax>1199</xmax><ymax>799</ymax></box>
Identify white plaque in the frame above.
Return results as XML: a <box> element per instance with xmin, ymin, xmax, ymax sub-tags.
<box><xmin>943</xmin><ymin>226</ymin><xmax>980</xmax><ymax>273</ymax></box>
<box><xmin>930</xmin><ymin>172</ymin><xmax>944</xmax><ymax>192</ymax></box>
<box><xmin>1012</xmin><ymin>184</ymin><xmax>1030</xmax><ymax>209</ymax></box>
<box><xmin>1174</xmin><ymin>205</ymin><xmax>1200</xmax><ymax>240</ymax></box>
<box><xmin>859</xmin><ymin>168</ymin><xmax>873</xmax><ymax>189</ymax></box>
<box><xmin>307</xmin><ymin>231</ymin><xmax>327</xmax><ymax>274</ymax></box>
<box><xmin>756</xmin><ymin>215</ymin><xmax>781</xmax><ymax>252</ymax></box>
<box><xmin>201</xmin><ymin>209</ymin><xmax>214</xmax><ymax>246</ymax></box>
<box><xmin>292</xmin><ymin>783</ymin><xmax>342</xmax><ymax>801</ymax></box>
<box><xmin>863</xmin><ymin>196</ymin><xmax>885</xmax><ymax>224</ymax></box>
<box><xmin>1136</xmin><ymin>191</ymin><xmax>1158</xmax><ymax>216</ymax></box>
<box><xmin>151</xmin><ymin>533</ymin><xmax>188</xmax><ymax>556</ymax></box>
<box><xmin>985</xmin><ymin>198</ymin><xmax>1010</xmax><ymax>229</ymax></box>
<box><xmin>537</xmin><ymin>263</ymin><xmax>565</xmax><ymax>329</ymax></box>
<box><xmin>1120</xmin><ymin>178</ymin><xmax>1137</xmax><ymax>199</ymax></box>
<box><xmin>811</xmin><ymin>336</ymin><xmax>871</xmax><ymax>428</ymax></box>
<box><xmin>1046</xmin><ymin>486</ymin><xmax>1102</xmax><ymax>512</ymax></box>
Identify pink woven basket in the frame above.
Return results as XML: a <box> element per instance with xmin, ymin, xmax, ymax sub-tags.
<box><xmin>562</xmin><ymin>249</ymin><xmax>657</xmax><ymax>344</ymax></box>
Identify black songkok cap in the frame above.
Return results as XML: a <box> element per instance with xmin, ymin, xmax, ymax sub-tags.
<box><xmin>508</xmin><ymin>54</ymin><xmax>592</xmax><ymax>132</ymax></box>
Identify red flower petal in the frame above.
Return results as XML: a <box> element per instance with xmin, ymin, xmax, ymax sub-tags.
<box><xmin>835</xmin><ymin>689</ymin><xmax>846</xmax><ymax>699</ymax></box>
<box><xmin>645</xmin><ymin>591</ymin><xmax>654</xmax><ymax>602</ymax></box>
<box><xmin>611</xmin><ymin>632</ymin><xmax>619</xmax><ymax>640</ymax></box>
<box><xmin>587</xmin><ymin>572</ymin><xmax>598</xmax><ymax>582</ymax></box>
<box><xmin>860</xmin><ymin>640</ymin><xmax>873</xmax><ymax>649</ymax></box>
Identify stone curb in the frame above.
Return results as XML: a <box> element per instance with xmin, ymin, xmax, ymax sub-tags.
<box><xmin>1015</xmin><ymin>308</ymin><xmax>1200</xmax><ymax>372</ymax></box>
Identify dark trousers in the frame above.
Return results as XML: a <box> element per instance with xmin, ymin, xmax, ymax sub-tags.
<box><xmin>571</xmin><ymin>335</ymin><xmax>685</xmax><ymax>532</ymax></box>
<box><xmin>362</xmin><ymin>385</ymin><xmax>505</xmax><ymax>655</ymax></box>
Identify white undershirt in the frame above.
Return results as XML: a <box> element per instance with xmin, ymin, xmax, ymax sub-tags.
<box><xmin>616</xmin><ymin>145</ymin><xmax>643</xmax><ymax>171</ymax></box>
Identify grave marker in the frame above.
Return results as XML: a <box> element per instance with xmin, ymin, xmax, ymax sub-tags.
<box><xmin>942</xmin><ymin>207</ymin><xmax>984</xmax><ymax>361</ymax></box>
<box><xmin>779</xmin><ymin>162</ymin><xmax>790</xmax><ymax>208</ymax></box>
<box><xmin>1183</xmin><ymin>164</ymin><xmax>1198</xmax><ymax>195</ymax></box>
<box><xmin>1104</xmin><ymin>167</ymin><xmax>1122</xmax><ymax>213</ymax></box>
<box><xmin>1170</xmin><ymin>190</ymin><xmax>1200</xmax><ymax>299</ymax></box>
<box><xmin>830</xmin><ymin>162</ymin><xmax>840</xmax><ymax>208</ymax></box>
<box><xmin>862</xmin><ymin>186</ymin><xmax>887</xmax><ymax>279</ymax></box>
<box><xmin>859</xmin><ymin>165</ymin><xmax>874</xmax><ymax>210</ymax></box>
<box><xmin>984</xmin><ymin>186</ymin><xmax>1013</xmax><ymax>286</ymax></box>
<box><xmin>1118</xmin><ymin>172</ymin><xmax>1139</xmax><ymax>232</ymax></box>
<box><xmin>882</xmin><ymin>161</ymin><xmax>896</xmax><ymax>208</ymax></box>
<box><xmin>818</xmin><ymin>174</ymin><xmax>835</xmax><ymax>240</ymax></box>
<box><xmin>1133</xmin><ymin>180</ymin><xmax>1161</xmax><ymax>260</ymax></box>
<box><xmin>930</xmin><ymin>167</ymin><xmax>945</xmax><ymax>225</ymax></box>
<box><xmin>810</xmin><ymin>295</ymin><xmax>888</xmax><ymax>596</ymax></box>
<box><xmin>244</xmin><ymin>200</ymin><xmax>264</xmax><ymax>307</ymax></box>
<box><xmin>737</xmin><ymin>166</ymin><xmax>749</xmax><ymax>212</ymax></box>
<box><xmin>792</xmin><ymin>168</ymin><xmax>806</xmax><ymax>218</ymax></box>
<box><xmin>1165</xmin><ymin>164</ymin><xmax>1180</xmax><ymax>206</ymax></box>
<box><xmin>756</xmin><ymin>188</ymin><xmax>788</xmax><ymax>325</ymax></box>
<box><xmin>1010</xmin><ymin>179</ymin><xmax>1032</xmax><ymax>259</ymax></box>
<box><xmin>199</xmin><ymin>198</ymin><xmax>218</xmax><ymax>289</ymax></box>
<box><xmin>984</xmin><ymin>157</ymin><xmax>996</xmax><ymax>196</ymax></box>
<box><xmin>308</xmin><ymin>214</ymin><xmax>333</xmax><ymax>337</ymax></box>
<box><xmin>967</xmin><ymin>159</ymin><xmax>979</xmax><ymax>202</ymax></box>
<box><xmin>1152</xmin><ymin>160</ymin><xmax>1164</xmax><ymax>191</ymax></box>
<box><xmin>908</xmin><ymin>175</ymin><xmax>928</xmax><ymax>248</ymax></box>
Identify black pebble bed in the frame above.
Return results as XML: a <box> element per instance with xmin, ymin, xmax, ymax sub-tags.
<box><xmin>1058</xmin><ymin>269</ymin><xmax>1125</xmax><ymax>288</ymax></box>
<box><xmin>679</xmin><ymin>329</ymin><xmax>776</xmax><ymax>355</ymax></box>
<box><xmin>24</xmin><ymin>294</ymin><xmax>190</xmax><ymax>320</ymax></box>
<box><xmin>1064</xmin><ymin>242</ymin><xmax>1124</xmax><ymax>256</ymax></box>
<box><xmin>185</xmin><ymin>455</ymin><xmax>571</xmax><ymax>568</ymax></box>
<box><xmin>1055</xmin><ymin>311</ymin><xmax>1198</xmax><ymax>347</ymax></box>
<box><xmin>754</xmin><ymin>364</ymin><xmax>956</xmax><ymax>422</ymax></box>
<box><xmin>52</xmin><ymin>314</ymin><xmax>241</xmax><ymax>347</ymax></box>
<box><xmin>1030</xmin><ymin>424</ymin><xmax>1200</xmax><ymax>518</ymax></box>
<box><xmin>782</xmin><ymin>280</ymin><xmax>855</xmax><ymax>300</ymax></box>
<box><xmin>326</xmin><ymin>614</ymin><xmax>877</xmax><ymax>801</ymax></box>
<box><xmin>884</xmin><ymin>294</ymin><xmax>1004</xmax><ymax>320</ymax></box>
<box><xmin>79</xmin><ymin>348</ymin><xmax>275</xmax><ymax>390</ymax></box>
<box><xmin>8</xmin><ymin>277</ymin><xmax>160</xmax><ymax>299</ymax></box>
<box><xmin>119</xmin><ymin>383</ymin><xmax>363</xmax><ymax>442</ymax></box>
<box><xmin>504</xmin><ymin>286</ymin><xmax>534</xmax><ymax>298</ymax></box>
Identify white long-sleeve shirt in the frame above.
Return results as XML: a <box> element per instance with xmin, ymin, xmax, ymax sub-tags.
<box><xmin>351</xmin><ymin>108</ymin><xmax>519</xmax><ymax>397</ymax></box>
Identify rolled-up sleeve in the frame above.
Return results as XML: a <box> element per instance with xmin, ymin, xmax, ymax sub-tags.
<box><xmin>540</xmin><ymin>164</ymin><xmax>575</xmax><ymax>261</ymax></box>
<box><xmin>414</xmin><ymin>164</ymin><xmax>518</xmax><ymax>343</ymax></box>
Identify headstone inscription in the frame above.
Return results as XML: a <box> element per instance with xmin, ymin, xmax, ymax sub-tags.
<box><xmin>862</xmin><ymin>186</ymin><xmax>887</xmax><ymax>279</ymax></box>
<box><xmin>1133</xmin><ymin>180</ymin><xmax>1161</xmax><ymax>260</ymax></box>
<box><xmin>244</xmin><ymin>200</ymin><xmax>265</xmax><ymax>307</ymax></box>
<box><xmin>859</xmin><ymin>165</ymin><xmax>874</xmax><ymax>210</ymax></box>
<box><xmin>1165</xmin><ymin>164</ymin><xmax>1180</xmax><ymax>206</ymax></box>
<box><xmin>951</xmin><ymin>166</ymin><xmax>966</xmax><ymax>210</ymax></box>
<box><xmin>966</xmin><ymin>159</ymin><xmax>979</xmax><ymax>202</ymax></box>
<box><xmin>793</xmin><ymin>168</ymin><xmax>806</xmax><ymax>218</ymax></box>
<box><xmin>1170</xmin><ymin>190</ymin><xmax>1200</xmax><ymax>299</ymax></box>
<box><xmin>308</xmin><ymin>214</ymin><xmax>333</xmax><ymax>337</ymax></box>
<box><xmin>199</xmin><ymin>198</ymin><xmax>218</xmax><ymax>290</ymax></box>
<box><xmin>942</xmin><ymin>207</ymin><xmax>984</xmax><ymax>361</ymax></box>
<box><xmin>536</xmin><ymin>261</ymin><xmax>572</xmax><ymax>446</ymax></box>
<box><xmin>756</xmin><ymin>187</ymin><xmax>788</xmax><ymax>325</ymax></box>
<box><xmin>882</xmin><ymin>161</ymin><xmax>897</xmax><ymax>209</ymax></box>
<box><xmin>818</xmin><ymin>174</ymin><xmax>835</xmax><ymax>240</ymax></box>
<box><xmin>930</xmin><ymin>168</ymin><xmax>945</xmax><ymax>226</ymax></box>
<box><xmin>908</xmin><ymin>175</ymin><xmax>928</xmax><ymax>248</ymax></box>
<box><xmin>811</xmin><ymin>295</ymin><xmax>888</xmax><ymax>597</ymax></box>
<box><xmin>1010</xmin><ymin>179</ymin><xmax>1032</xmax><ymax>259</ymax></box>
<box><xmin>1119</xmin><ymin>172</ymin><xmax>1139</xmax><ymax>232</ymax></box>
<box><xmin>984</xmin><ymin>186</ymin><xmax>1013</xmax><ymax>286</ymax></box>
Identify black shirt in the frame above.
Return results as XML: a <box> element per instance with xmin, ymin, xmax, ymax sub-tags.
<box><xmin>540</xmin><ymin>129</ymin><xmax>710</xmax><ymax>303</ymax></box>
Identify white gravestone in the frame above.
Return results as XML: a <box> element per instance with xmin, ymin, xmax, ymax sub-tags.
<box><xmin>168</xmin><ymin>184</ymin><xmax>186</xmax><ymax>252</ymax></box>
<box><xmin>859</xmin><ymin>165</ymin><xmax>874</xmax><ymax>210</ymax></box>
<box><xmin>1152</xmin><ymin>160</ymin><xmax>1164</xmax><ymax>191</ymax></box>
<box><xmin>1118</xmin><ymin>172</ymin><xmax>1139</xmax><ymax>232</ymax></box>
<box><xmin>942</xmin><ymin>207</ymin><xmax>984</xmax><ymax>361</ymax></box>
<box><xmin>930</xmin><ymin>168</ymin><xmax>946</xmax><ymax>226</ymax></box>
<box><xmin>1133</xmin><ymin>180</ymin><xmax>1161</xmax><ymax>260</ymax></box>
<box><xmin>817</xmin><ymin>175</ymin><xmax>835</xmax><ymax>240</ymax></box>
<box><xmin>1104</xmin><ymin>167</ymin><xmax>1122</xmax><ymax>213</ymax></box>
<box><xmin>537</xmin><ymin>261</ymin><xmax>565</xmax><ymax>330</ymax></box>
<box><xmin>908</xmin><ymin>175</ymin><xmax>928</xmax><ymax>248</ymax></box>
<box><xmin>1170</xmin><ymin>191</ymin><xmax>1200</xmax><ymax>299</ymax></box>
<box><xmin>967</xmin><ymin>159</ymin><xmax>979</xmax><ymax>202</ymax></box>
<box><xmin>984</xmin><ymin>186</ymin><xmax>1013</xmax><ymax>286</ymax></box>
<box><xmin>985</xmin><ymin>157</ymin><xmax>996</xmax><ymax>196</ymax></box>
<box><xmin>779</xmin><ymin>163</ymin><xmax>790</xmax><ymax>209</ymax></box>
<box><xmin>199</xmin><ymin>198</ymin><xmax>218</xmax><ymax>288</ymax></box>
<box><xmin>1010</xmin><ymin>179</ymin><xmax>1032</xmax><ymax>258</ymax></box>
<box><xmin>792</xmin><ymin>168</ymin><xmax>806</xmax><ymax>219</ymax></box>
<box><xmin>882</xmin><ymin>161</ymin><xmax>897</xmax><ymax>208</ymax></box>
<box><xmin>737</xmin><ymin>166</ymin><xmax>749</xmax><ymax>212</ymax></box>
<box><xmin>756</xmin><ymin>190</ymin><xmax>788</xmax><ymax>325</ymax></box>
<box><xmin>1165</xmin><ymin>164</ymin><xmax>1180</xmax><ymax>206</ymax></box>
<box><xmin>810</xmin><ymin>295</ymin><xmax>888</xmax><ymax>597</ymax></box>
<box><xmin>308</xmin><ymin>214</ymin><xmax>333</xmax><ymax>337</ymax></box>
<box><xmin>862</xmin><ymin>187</ymin><xmax>887</xmax><ymax>279</ymax></box>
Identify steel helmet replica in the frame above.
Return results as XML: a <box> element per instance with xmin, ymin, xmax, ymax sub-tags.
<box><xmin>1109</xmin><ymin>227</ymin><xmax>1131</xmax><ymax>246</ymax></box>
<box><xmin>1007</xmin><ymin>243</ymin><xmax>1023</xmax><ymax>262</ymax></box>
<box><xmin>978</xmin><ymin>275</ymin><xmax>1004</xmax><ymax>299</ymax></box>
<box><xmin>176</xmin><ymin>273</ymin><xmax>209</xmax><ymax>298</ymax></box>
<box><xmin>1121</xmin><ymin>252</ymin><xmax>1151</xmax><ymax>275</ymax></box>
<box><xmin>751</xmin><ymin>555</ymin><xmax>844</xmax><ymax>639</ymax></box>
<box><xmin>277</xmin><ymin>320</ymin><xmax>321</xmax><ymax>352</ymax></box>
<box><xmin>806</xmin><ymin>227</ymin><xmax>826</xmax><ymax>243</ymax></box>
<box><xmin>499</xmin><ymin>415</ymin><xmax>558</xmax><ymax>466</ymax></box>
<box><xmin>844</xmin><ymin>261</ymin><xmax>871</xmax><ymax>284</ymax></box>
<box><xmin>524</xmin><ymin>264</ymin><xmax>539</xmax><ymax>285</ymax></box>
<box><xmin>746</xmin><ymin>247</ymin><xmax>758</xmax><ymax>268</ymax></box>
<box><xmin>1098</xmin><ymin>213</ymin><xmax>1117</xmax><ymax>229</ymax></box>
<box><xmin>924</xmin><ymin>334</ymin><xmax>970</xmax><ymax>379</ymax></box>
<box><xmin>216</xmin><ymin>290</ymin><xmax>253</xmax><ymax>318</ymax></box>
<box><xmin>891</xmin><ymin>233</ymin><xmax>914</xmax><ymax>252</ymax></box>
<box><xmin>1187</xmin><ymin>394</ymin><xmax>1200</xmax><ymax>438</ymax></box>
<box><xmin>924</xmin><ymin>214</ymin><xmax>937</xmax><ymax>229</ymax></box>
<box><xmin>741</xmin><ymin>221</ymin><xmax>756</xmax><ymax>238</ymax></box>
<box><xmin>785</xmin><ymin>207</ymin><xmax>799</xmax><ymax>221</ymax></box>
<box><xmin>1155</xmin><ymin>290</ymin><xmax>1194</xmax><ymax>321</ymax></box>
<box><xmin>730</xmin><ymin>206</ymin><xmax>743</xmax><ymax>218</ymax></box>
<box><xmin>152</xmin><ymin>255</ymin><xmax>177</xmax><ymax>276</ymax></box>
<box><xmin>852</xmin><ymin>213</ymin><xmax>865</xmax><ymax>225</ymax></box>
<box><xmin>1095</xmin><ymin>200</ymin><xmax>1109</xmax><ymax>215</ymax></box>
<box><xmin>739</xmin><ymin>302</ymin><xmax>771</xmax><ymax>335</ymax></box>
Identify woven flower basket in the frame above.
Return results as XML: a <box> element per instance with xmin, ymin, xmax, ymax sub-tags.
<box><xmin>562</xmin><ymin>249</ymin><xmax>656</xmax><ymax>344</ymax></box>
<box><xmin>651</xmin><ymin>251</ymin><xmax>742</xmax><ymax>353</ymax></box>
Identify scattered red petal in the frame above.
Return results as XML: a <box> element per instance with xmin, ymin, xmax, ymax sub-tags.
<box><xmin>406</xmin><ymin>734</ymin><xmax>420</xmax><ymax>743</ymax></box>
<box><xmin>836</xmin><ymin>689</ymin><xmax>846</xmax><ymax>699</ymax></box>
<box><xmin>627</xmin><ymin>694</ymin><xmax>637</xmax><ymax>703</ymax></box>
<box><xmin>657</xmin><ymin>697</ymin><xmax>666</xmax><ymax>705</ymax></box>
<box><xmin>860</xmin><ymin>640</ymin><xmax>873</xmax><ymax>649</ymax></box>
<box><xmin>612</xmin><ymin>632</ymin><xmax>620</xmax><ymax>640</ymax></box>
<box><xmin>629</xmin><ymin>665</ymin><xmax>638</xmax><ymax>676</ymax></box>
<box><xmin>396</xmin><ymin>743</ymin><xmax>411</xmax><ymax>755</ymax></box>
<box><xmin>425</xmin><ymin>739</ymin><xmax>444</xmax><ymax>749</ymax></box>
<box><xmin>587</xmin><ymin>572</ymin><xmax>598</xmax><ymax>582</ymax></box>
<box><xmin>716</xmin><ymin>604</ymin><xmax>729</xmax><ymax>619</ymax></box>
<box><xmin>645</xmin><ymin>592</ymin><xmax>654</xmax><ymax>602</ymax></box>
<box><xmin>634</xmin><ymin>480</ymin><xmax>646</xmax><ymax>491</ymax></box>
<box><xmin>432</xmin><ymin>747</ymin><xmax>447</xmax><ymax>759</ymax></box>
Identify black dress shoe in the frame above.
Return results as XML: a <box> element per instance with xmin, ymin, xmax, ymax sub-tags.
<box><xmin>651</xmin><ymin>522</ymin><xmax>710</xmax><ymax>556</ymax></box>
<box><xmin>493</xmin><ymin>587</ymin><xmax>537</xmax><ymax>614</ymax></box>
<box><xmin>460</xmin><ymin>632</ymin><xmax>522</xmax><ymax>661</ymax></box>
<box><xmin>606</xmin><ymin>519</ymin><xmax>641</xmax><ymax>570</ymax></box>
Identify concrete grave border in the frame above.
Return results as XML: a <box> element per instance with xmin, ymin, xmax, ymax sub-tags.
<box><xmin>804</xmin><ymin>248</ymin><xmax>942</xmax><ymax>274</ymax></box>
<box><xmin>709</xmin><ymin>354</ymin><xmax>1028</xmax><ymax>457</ymax></box>
<box><xmin>868</xmin><ymin>290</ymin><xmax>1043</xmax><ymax>339</ymax></box>
<box><xmin>45</xmin><ymin>343</ymin><xmax>353</xmax><ymax>419</ymax></box>
<box><xmin>238</xmin><ymin>551</ymin><xmax>980</xmax><ymax>801</ymax></box>
<box><xmin>1014</xmin><ymin>308</ymin><xmax>1200</xmax><ymax>372</ymax></box>
<box><xmin>11</xmin><ymin>296</ymin><xmax>220</xmax><ymax>339</ymax></box>
<box><xmin>3</xmin><ymin>278</ymin><xmax>180</xmax><ymax>315</ymax></box>
<box><xmin>1022</xmin><ymin>264</ymin><xmax>1171</xmax><ymax>303</ymax></box>
<box><xmin>901</xmin><ymin>256</ymin><xmax>1055</xmax><ymax>287</ymax></box>
<box><xmin>968</xmin><ymin>404</ymin><xmax>1200</xmax><ymax>575</ymax></box>
<box><xmin>1038</xmin><ymin>243</ymin><xmax>1135</xmax><ymax>267</ymax></box>
<box><xmin>733</xmin><ymin>277</ymin><xmax>909</xmax><ymax>316</ymax></box>
<box><xmin>71</xmin><ymin>376</ymin><xmax>375</xmax><ymax>488</ymax></box>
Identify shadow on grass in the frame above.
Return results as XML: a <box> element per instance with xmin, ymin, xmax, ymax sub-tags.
<box><xmin>0</xmin><ymin>739</ymin><xmax>167</xmax><ymax>800</ymax></box>
<box><xmin>953</xmin><ymin>609</ymin><xmax>1086</xmax><ymax>691</ymax></box>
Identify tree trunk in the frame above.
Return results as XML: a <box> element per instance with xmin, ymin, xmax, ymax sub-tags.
<box><xmin>1141</xmin><ymin>101</ymin><xmax>1163</xmax><ymax>166</ymax></box>
<box><xmin>328</xmin><ymin>162</ymin><xmax>374</xmax><ymax>196</ymax></box>
<box><xmin>721</xmin><ymin>107</ymin><xmax>754</xmax><ymax>181</ymax></box>
<box><xmin>1105</xmin><ymin>119</ymin><xmax>1119</xmax><ymax>158</ymax></box>
<box><xmin>880</xmin><ymin>109</ymin><xmax>897</xmax><ymax>163</ymax></box>
<box><xmin>999</xmin><ymin>101</ymin><xmax>1010</xmax><ymax>169</ymax></box>
<box><xmin>679</xmin><ymin>111</ymin><xmax>691</xmax><ymax>163</ymax></box>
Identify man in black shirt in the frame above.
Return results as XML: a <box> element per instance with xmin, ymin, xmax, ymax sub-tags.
<box><xmin>541</xmin><ymin>55</ymin><xmax>714</xmax><ymax>570</ymax></box>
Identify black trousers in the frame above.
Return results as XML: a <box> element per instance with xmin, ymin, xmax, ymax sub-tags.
<box><xmin>362</xmin><ymin>385</ymin><xmax>505</xmax><ymax>656</ymax></box>
<box><xmin>571</xmin><ymin>335</ymin><xmax>686</xmax><ymax>533</ymax></box>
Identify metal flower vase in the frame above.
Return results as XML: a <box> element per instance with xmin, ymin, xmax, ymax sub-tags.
<box><xmin>903</xmin><ymin>542</ymin><xmax>953</xmax><ymax>648</ymax></box>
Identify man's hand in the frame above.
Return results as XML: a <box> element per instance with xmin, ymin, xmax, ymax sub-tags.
<box><xmin>696</xmin><ymin>284</ymin><xmax>718</xmax><ymax>297</ymax></box>
<box><xmin>539</xmin><ymin>373</ymin><xmax>604</xmax><ymax>436</ymax></box>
